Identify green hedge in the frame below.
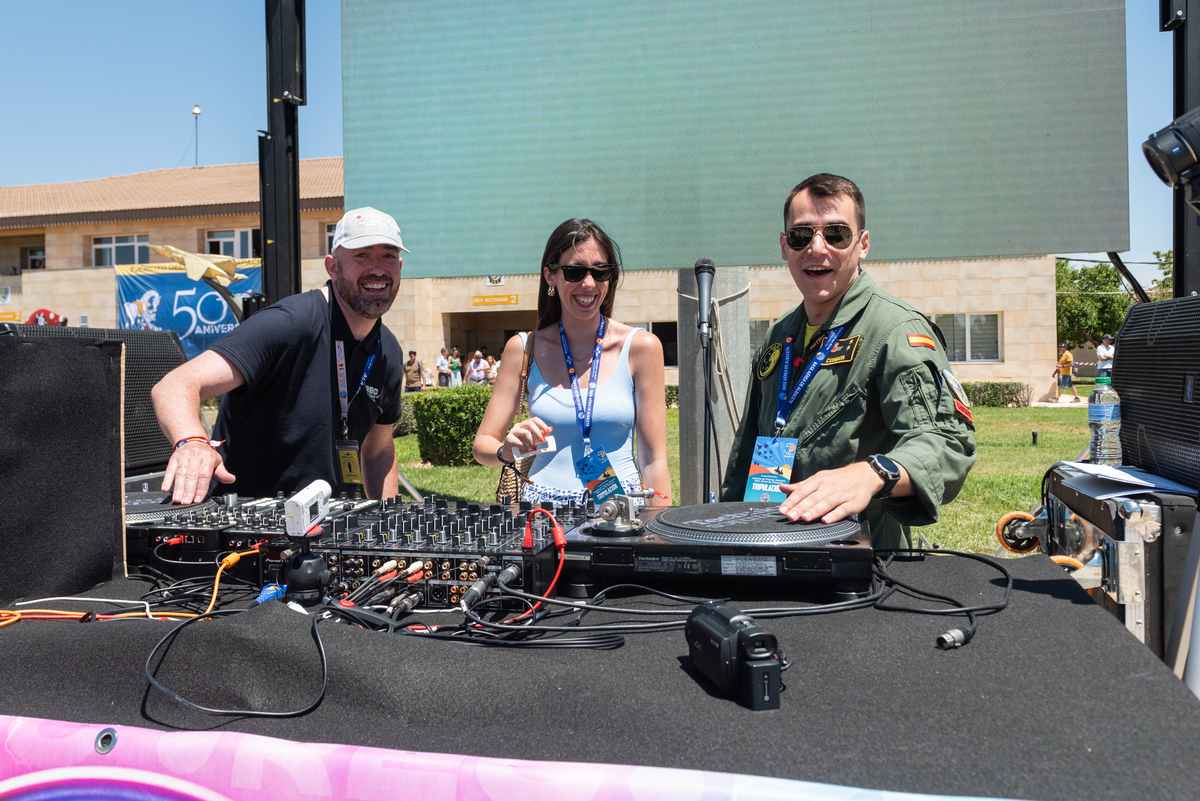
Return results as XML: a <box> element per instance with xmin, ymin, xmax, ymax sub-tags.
<box><xmin>665</xmin><ymin>384</ymin><xmax>679</xmax><ymax>409</ymax></box>
<box><xmin>391</xmin><ymin>394</ymin><xmax>418</xmax><ymax>438</ymax></box>
<box><xmin>411</xmin><ymin>385</ymin><xmax>493</xmax><ymax>465</ymax></box>
<box><xmin>961</xmin><ymin>382</ymin><xmax>1032</xmax><ymax>408</ymax></box>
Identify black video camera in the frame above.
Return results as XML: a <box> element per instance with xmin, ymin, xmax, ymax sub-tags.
<box><xmin>685</xmin><ymin>601</ymin><xmax>781</xmax><ymax>710</ymax></box>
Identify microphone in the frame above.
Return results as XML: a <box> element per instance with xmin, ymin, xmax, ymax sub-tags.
<box><xmin>695</xmin><ymin>258</ymin><xmax>715</xmax><ymax>340</ymax></box>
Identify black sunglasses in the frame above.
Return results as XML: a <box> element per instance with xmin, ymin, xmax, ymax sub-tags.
<box><xmin>785</xmin><ymin>224</ymin><xmax>857</xmax><ymax>251</ymax></box>
<box><xmin>550</xmin><ymin>263</ymin><xmax>616</xmax><ymax>283</ymax></box>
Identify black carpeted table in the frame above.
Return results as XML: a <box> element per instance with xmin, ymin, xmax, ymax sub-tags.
<box><xmin>2</xmin><ymin>553</ymin><xmax>1198</xmax><ymax>800</ymax></box>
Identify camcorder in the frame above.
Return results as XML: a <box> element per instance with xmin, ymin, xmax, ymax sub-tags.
<box><xmin>685</xmin><ymin>601</ymin><xmax>782</xmax><ymax>710</ymax></box>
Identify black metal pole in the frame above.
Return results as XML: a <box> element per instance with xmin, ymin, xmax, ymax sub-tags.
<box><xmin>260</xmin><ymin>0</ymin><xmax>306</xmax><ymax>305</ymax></box>
<box><xmin>1168</xmin><ymin>0</ymin><xmax>1200</xmax><ymax>297</ymax></box>
<box><xmin>701</xmin><ymin>331</ymin><xmax>713</xmax><ymax>502</ymax></box>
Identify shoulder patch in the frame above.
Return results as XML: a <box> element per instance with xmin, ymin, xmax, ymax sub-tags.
<box><xmin>907</xmin><ymin>334</ymin><xmax>936</xmax><ymax>350</ymax></box>
<box><xmin>954</xmin><ymin>399</ymin><xmax>974</xmax><ymax>424</ymax></box>
<box><xmin>941</xmin><ymin>368</ymin><xmax>970</xmax><ymax>407</ymax></box>
<box><xmin>757</xmin><ymin>342</ymin><xmax>782</xmax><ymax>379</ymax></box>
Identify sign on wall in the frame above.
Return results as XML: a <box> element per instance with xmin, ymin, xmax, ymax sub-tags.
<box><xmin>115</xmin><ymin>262</ymin><xmax>262</xmax><ymax>359</ymax></box>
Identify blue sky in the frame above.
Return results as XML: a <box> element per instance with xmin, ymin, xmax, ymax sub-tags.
<box><xmin>0</xmin><ymin>2</ymin><xmax>1175</xmax><ymax>285</ymax></box>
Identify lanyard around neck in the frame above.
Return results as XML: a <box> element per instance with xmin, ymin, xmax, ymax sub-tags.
<box><xmin>336</xmin><ymin>338</ymin><xmax>380</xmax><ymax>437</ymax></box>
<box><xmin>558</xmin><ymin>316</ymin><xmax>607</xmax><ymax>453</ymax></box>
<box><xmin>774</xmin><ymin>325</ymin><xmax>844</xmax><ymax>433</ymax></box>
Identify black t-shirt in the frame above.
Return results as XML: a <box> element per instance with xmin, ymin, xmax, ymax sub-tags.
<box><xmin>210</xmin><ymin>282</ymin><xmax>403</xmax><ymax>498</ymax></box>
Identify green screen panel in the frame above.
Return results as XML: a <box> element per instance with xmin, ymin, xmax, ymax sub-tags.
<box><xmin>343</xmin><ymin>1</ymin><xmax>1128</xmax><ymax>278</ymax></box>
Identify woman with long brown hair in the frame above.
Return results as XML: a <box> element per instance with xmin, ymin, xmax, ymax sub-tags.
<box><xmin>473</xmin><ymin>219</ymin><xmax>671</xmax><ymax>506</ymax></box>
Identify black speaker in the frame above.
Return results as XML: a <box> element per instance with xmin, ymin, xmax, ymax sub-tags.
<box><xmin>1112</xmin><ymin>296</ymin><xmax>1200</xmax><ymax>491</ymax></box>
<box><xmin>0</xmin><ymin>337</ymin><xmax>124</xmax><ymax>602</ymax></box>
<box><xmin>0</xmin><ymin>324</ymin><xmax>186</xmax><ymax>472</ymax></box>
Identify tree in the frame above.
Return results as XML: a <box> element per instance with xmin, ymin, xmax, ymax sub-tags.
<box><xmin>1151</xmin><ymin>250</ymin><xmax>1173</xmax><ymax>299</ymax></box>
<box><xmin>1055</xmin><ymin>259</ymin><xmax>1134</xmax><ymax>346</ymax></box>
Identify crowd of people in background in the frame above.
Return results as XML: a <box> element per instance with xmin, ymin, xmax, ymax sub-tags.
<box><xmin>411</xmin><ymin>344</ymin><xmax>501</xmax><ymax>391</ymax></box>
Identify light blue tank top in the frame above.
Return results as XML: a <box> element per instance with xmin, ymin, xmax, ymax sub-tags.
<box><xmin>525</xmin><ymin>329</ymin><xmax>640</xmax><ymax>492</ymax></box>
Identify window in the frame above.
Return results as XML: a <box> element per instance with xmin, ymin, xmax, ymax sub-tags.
<box><xmin>930</xmin><ymin>313</ymin><xmax>1001</xmax><ymax>362</ymax></box>
<box><xmin>206</xmin><ymin>228</ymin><xmax>260</xmax><ymax>259</ymax></box>
<box><xmin>327</xmin><ymin>223</ymin><xmax>337</xmax><ymax>254</ymax></box>
<box><xmin>27</xmin><ymin>248</ymin><xmax>45</xmax><ymax>270</ymax></box>
<box><xmin>651</xmin><ymin>321</ymin><xmax>678</xmax><ymax>367</ymax></box>
<box><xmin>93</xmin><ymin>235</ymin><xmax>149</xmax><ymax>267</ymax></box>
<box><xmin>749</xmin><ymin>319</ymin><xmax>774</xmax><ymax>353</ymax></box>
<box><xmin>79</xmin><ymin>315</ymin><xmax>90</xmax><ymax>327</ymax></box>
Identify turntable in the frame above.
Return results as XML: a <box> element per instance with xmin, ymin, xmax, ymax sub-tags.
<box><xmin>562</xmin><ymin>501</ymin><xmax>874</xmax><ymax>593</ymax></box>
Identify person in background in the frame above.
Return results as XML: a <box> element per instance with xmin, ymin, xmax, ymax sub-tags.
<box><xmin>466</xmin><ymin>350</ymin><xmax>488</xmax><ymax>385</ymax></box>
<box><xmin>486</xmin><ymin>355</ymin><xmax>498</xmax><ymax>385</ymax></box>
<box><xmin>404</xmin><ymin>350</ymin><xmax>423</xmax><ymax>392</ymax></box>
<box><xmin>449</xmin><ymin>346</ymin><xmax>462</xmax><ymax>387</ymax></box>
<box><xmin>473</xmin><ymin>218</ymin><xmax>672</xmax><ymax>507</ymax></box>
<box><xmin>1096</xmin><ymin>334</ymin><xmax>1115</xmax><ymax>379</ymax></box>
<box><xmin>1055</xmin><ymin>343</ymin><xmax>1080</xmax><ymax>402</ymax></box>
<box><xmin>436</xmin><ymin>347</ymin><xmax>451</xmax><ymax>388</ymax></box>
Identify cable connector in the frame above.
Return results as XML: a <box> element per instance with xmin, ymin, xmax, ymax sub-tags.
<box><xmin>374</xmin><ymin>559</ymin><xmax>398</xmax><ymax>576</ymax></box>
<box><xmin>254</xmin><ymin>584</ymin><xmax>287</xmax><ymax>605</ymax></box>
<box><xmin>220</xmin><ymin>552</ymin><xmax>242</xmax><ymax>570</ymax></box>
<box><xmin>460</xmin><ymin>572</ymin><xmax>499</xmax><ymax>610</ymax></box>
<box><xmin>936</xmin><ymin>627</ymin><xmax>974</xmax><ymax>649</ymax></box>
<box><xmin>497</xmin><ymin>563</ymin><xmax>521</xmax><ymax>587</ymax></box>
<box><xmin>164</xmin><ymin>536</ymin><xmax>184</xmax><ymax>546</ymax></box>
<box><xmin>402</xmin><ymin>561</ymin><xmax>424</xmax><ymax>577</ymax></box>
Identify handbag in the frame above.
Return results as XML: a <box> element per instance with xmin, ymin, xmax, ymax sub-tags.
<box><xmin>495</xmin><ymin>332</ymin><xmax>536</xmax><ymax>503</ymax></box>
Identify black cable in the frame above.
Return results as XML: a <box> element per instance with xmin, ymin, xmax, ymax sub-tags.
<box><xmin>144</xmin><ymin>610</ymin><xmax>327</xmax><ymax>718</ymax></box>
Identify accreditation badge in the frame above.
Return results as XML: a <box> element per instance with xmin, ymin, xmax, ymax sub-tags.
<box><xmin>742</xmin><ymin>436</ymin><xmax>798</xmax><ymax>502</ymax></box>
<box><xmin>576</xmin><ymin>448</ymin><xmax>625</xmax><ymax>505</ymax></box>
<box><xmin>756</xmin><ymin>342</ymin><xmax>782</xmax><ymax>379</ymax></box>
<box><xmin>336</xmin><ymin>439</ymin><xmax>364</xmax><ymax>485</ymax></box>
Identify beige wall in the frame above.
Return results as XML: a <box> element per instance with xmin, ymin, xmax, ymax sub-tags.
<box><xmin>20</xmin><ymin>266</ymin><xmax>118</xmax><ymax>328</ymax></box>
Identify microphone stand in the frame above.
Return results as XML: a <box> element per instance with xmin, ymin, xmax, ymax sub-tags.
<box><xmin>700</xmin><ymin>319</ymin><xmax>713</xmax><ymax>502</ymax></box>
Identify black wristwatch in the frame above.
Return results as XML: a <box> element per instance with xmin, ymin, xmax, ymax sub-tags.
<box><xmin>866</xmin><ymin>454</ymin><xmax>901</xmax><ymax>499</ymax></box>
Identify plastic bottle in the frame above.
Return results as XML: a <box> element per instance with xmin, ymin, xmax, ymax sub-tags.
<box><xmin>1088</xmin><ymin>376</ymin><xmax>1122</xmax><ymax>466</ymax></box>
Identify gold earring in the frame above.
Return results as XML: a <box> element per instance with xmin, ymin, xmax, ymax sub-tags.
<box><xmin>548</xmin><ymin>286</ymin><xmax>556</xmax><ymax>297</ymax></box>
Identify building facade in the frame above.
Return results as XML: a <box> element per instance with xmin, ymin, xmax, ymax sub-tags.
<box><xmin>0</xmin><ymin>159</ymin><xmax>1056</xmax><ymax>398</ymax></box>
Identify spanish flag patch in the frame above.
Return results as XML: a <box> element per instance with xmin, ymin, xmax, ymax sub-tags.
<box><xmin>907</xmin><ymin>334</ymin><xmax>936</xmax><ymax>350</ymax></box>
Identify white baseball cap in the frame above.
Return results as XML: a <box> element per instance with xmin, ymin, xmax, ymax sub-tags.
<box><xmin>331</xmin><ymin>207</ymin><xmax>410</xmax><ymax>253</ymax></box>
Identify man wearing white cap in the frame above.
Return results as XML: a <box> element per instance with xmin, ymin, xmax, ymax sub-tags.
<box><xmin>152</xmin><ymin>207</ymin><xmax>409</xmax><ymax>502</ymax></box>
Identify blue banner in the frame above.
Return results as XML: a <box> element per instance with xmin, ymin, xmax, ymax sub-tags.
<box><xmin>115</xmin><ymin>262</ymin><xmax>262</xmax><ymax>359</ymax></box>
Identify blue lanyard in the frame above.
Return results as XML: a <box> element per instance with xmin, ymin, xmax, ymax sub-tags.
<box><xmin>336</xmin><ymin>338</ymin><xmax>381</xmax><ymax>437</ymax></box>
<box><xmin>558</xmin><ymin>316</ymin><xmax>607</xmax><ymax>453</ymax></box>
<box><xmin>774</xmin><ymin>326</ymin><xmax>844</xmax><ymax>432</ymax></box>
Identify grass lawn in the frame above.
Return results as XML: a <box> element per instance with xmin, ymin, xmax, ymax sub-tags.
<box><xmin>393</xmin><ymin>406</ymin><xmax>1090</xmax><ymax>553</ymax></box>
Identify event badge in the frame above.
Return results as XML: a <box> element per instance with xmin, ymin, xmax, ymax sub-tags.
<box><xmin>336</xmin><ymin>439</ymin><xmax>364</xmax><ymax>485</ymax></box>
<box><xmin>576</xmin><ymin>448</ymin><xmax>625</xmax><ymax>505</ymax></box>
<box><xmin>742</xmin><ymin>437</ymin><xmax>798</xmax><ymax>502</ymax></box>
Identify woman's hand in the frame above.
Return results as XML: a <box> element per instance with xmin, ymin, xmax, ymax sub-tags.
<box><xmin>501</xmin><ymin>417</ymin><xmax>552</xmax><ymax>461</ymax></box>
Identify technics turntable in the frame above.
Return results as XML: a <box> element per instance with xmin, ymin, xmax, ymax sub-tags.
<box><xmin>563</xmin><ymin>500</ymin><xmax>874</xmax><ymax>594</ymax></box>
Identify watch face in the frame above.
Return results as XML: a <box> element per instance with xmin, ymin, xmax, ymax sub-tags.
<box><xmin>872</xmin><ymin>454</ymin><xmax>900</xmax><ymax>479</ymax></box>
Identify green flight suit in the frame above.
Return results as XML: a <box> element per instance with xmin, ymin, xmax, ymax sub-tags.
<box><xmin>720</xmin><ymin>270</ymin><xmax>976</xmax><ymax>549</ymax></box>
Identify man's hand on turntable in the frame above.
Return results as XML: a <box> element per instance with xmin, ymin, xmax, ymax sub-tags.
<box><xmin>778</xmin><ymin>461</ymin><xmax>911</xmax><ymax>524</ymax></box>
<box><xmin>162</xmin><ymin>441</ymin><xmax>236</xmax><ymax>504</ymax></box>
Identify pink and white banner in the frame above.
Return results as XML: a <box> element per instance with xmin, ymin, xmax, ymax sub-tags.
<box><xmin>0</xmin><ymin>715</ymin><xmax>1014</xmax><ymax>801</ymax></box>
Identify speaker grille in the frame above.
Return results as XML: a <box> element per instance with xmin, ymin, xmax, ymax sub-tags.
<box><xmin>1112</xmin><ymin>296</ymin><xmax>1200</xmax><ymax>492</ymax></box>
<box><xmin>1</xmin><ymin>325</ymin><xmax>186</xmax><ymax>472</ymax></box>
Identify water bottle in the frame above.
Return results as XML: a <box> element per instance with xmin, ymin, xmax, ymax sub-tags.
<box><xmin>1088</xmin><ymin>377</ymin><xmax>1122</xmax><ymax>466</ymax></box>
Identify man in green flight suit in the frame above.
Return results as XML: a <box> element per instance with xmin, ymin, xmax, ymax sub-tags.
<box><xmin>720</xmin><ymin>173</ymin><xmax>976</xmax><ymax>549</ymax></box>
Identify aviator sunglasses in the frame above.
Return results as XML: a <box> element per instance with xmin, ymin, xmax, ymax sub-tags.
<box><xmin>785</xmin><ymin>224</ymin><xmax>857</xmax><ymax>251</ymax></box>
<box><xmin>549</xmin><ymin>263</ymin><xmax>616</xmax><ymax>282</ymax></box>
